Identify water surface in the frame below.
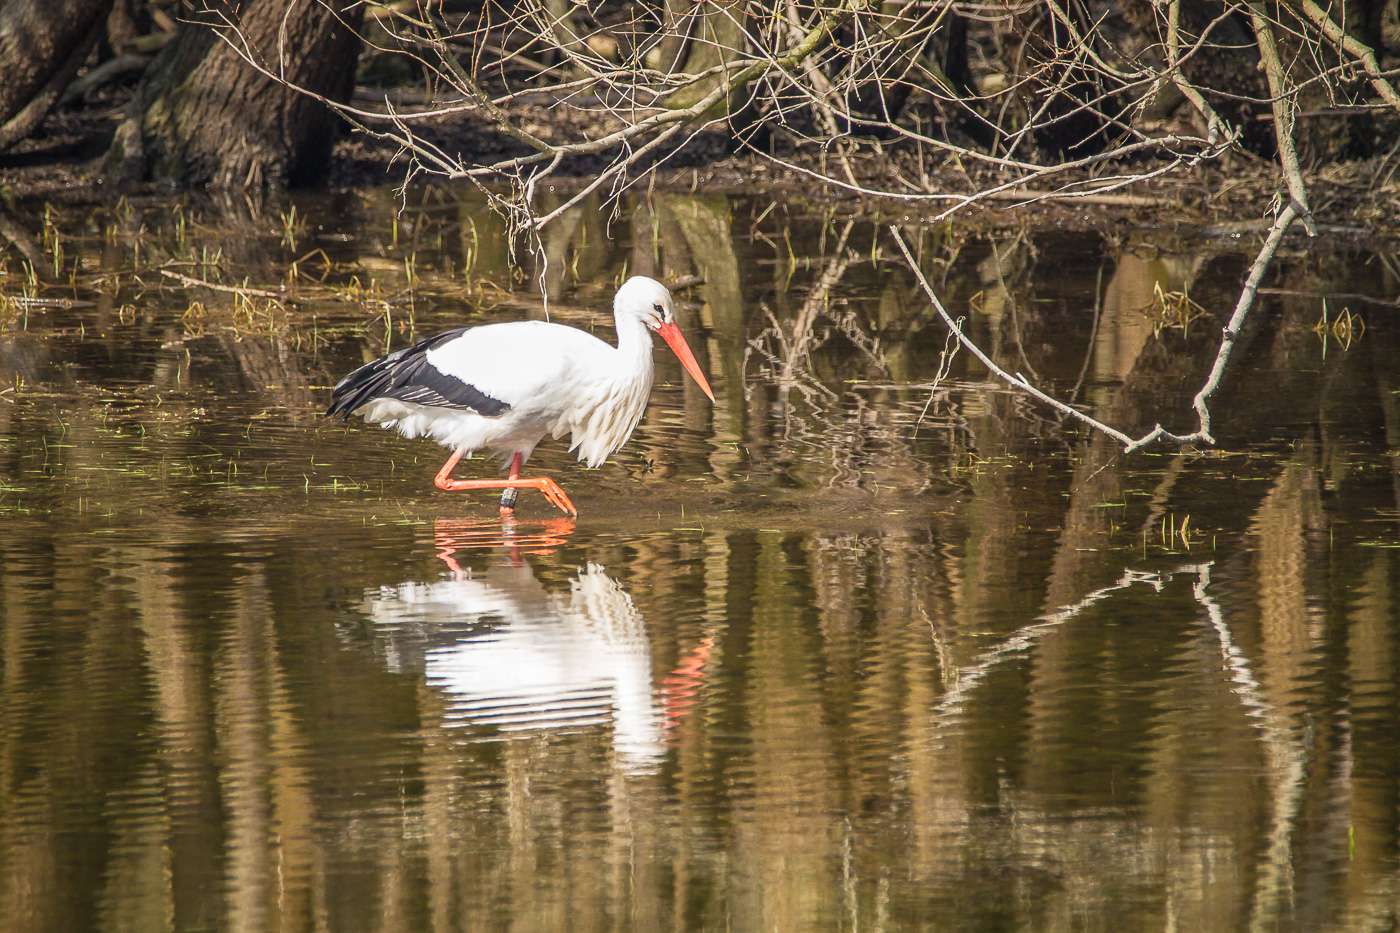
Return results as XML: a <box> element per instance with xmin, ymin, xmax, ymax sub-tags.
<box><xmin>1</xmin><ymin>189</ymin><xmax>1398</xmax><ymax>931</ymax></box>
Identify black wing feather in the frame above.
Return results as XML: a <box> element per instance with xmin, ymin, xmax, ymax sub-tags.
<box><xmin>327</xmin><ymin>329</ymin><xmax>510</xmax><ymax>419</ymax></box>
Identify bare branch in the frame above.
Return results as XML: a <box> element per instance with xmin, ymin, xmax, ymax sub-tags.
<box><xmin>891</xmin><ymin>199</ymin><xmax>1301</xmax><ymax>452</ymax></box>
<box><xmin>1246</xmin><ymin>0</ymin><xmax>1316</xmax><ymax>235</ymax></box>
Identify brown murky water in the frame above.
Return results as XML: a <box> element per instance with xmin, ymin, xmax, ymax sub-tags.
<box><xmin>1</xmin><ymin>188</ymin><xmax>1398</xmax><ymax>931</ymax></box>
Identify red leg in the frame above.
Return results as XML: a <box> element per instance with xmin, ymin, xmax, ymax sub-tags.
<box><xmin>499</xmin><ymin>453</ymin><xmax>522</xmax><ymax>517</ymax></box>
<box><xmin>432</xmin><ymin>449</ymin><xmax>578</xmax><ymax>517</ymax></box>
<box><xmin>433</xmin><ymin>449</ymin><xmax>467</xmax><ymax>489</ymax></box>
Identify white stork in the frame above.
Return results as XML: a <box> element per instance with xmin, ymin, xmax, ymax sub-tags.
<box><xmin>327</xmin><ymin>276</ymin><xmax>715</xmax><ymax>516</ymax></box>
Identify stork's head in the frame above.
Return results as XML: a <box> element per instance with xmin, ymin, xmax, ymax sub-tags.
<box><xmin>613</xmin><ymin>275</ymin><xmax>715</xmax><ymax>402</ymax></box>
<box><xmin>614</xmin><ymin>275</ymin><xmax>675</xmax><ymax>330</ymax></box>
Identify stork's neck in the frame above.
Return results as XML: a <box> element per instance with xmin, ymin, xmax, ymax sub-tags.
<box><xmin>612</xmin><ymin>312</ymin><xmax>656</xmax><ymax>378</ymax></box>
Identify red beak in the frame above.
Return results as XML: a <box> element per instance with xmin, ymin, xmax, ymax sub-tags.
<box><xmin>657</xmin><ymin>321</ymin><xmax>715</xmax><ymax>402</ymax></box>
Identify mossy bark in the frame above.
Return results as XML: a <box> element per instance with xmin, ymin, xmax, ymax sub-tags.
<box><xmin>0</xmin><ymin>0</ymin><xmax>112</xmax><ymax>151</ymax></box>
<box><xmin>108</xmin><ymin>0</ymin><xmax>362</xmax><ymax>189</ymax></box>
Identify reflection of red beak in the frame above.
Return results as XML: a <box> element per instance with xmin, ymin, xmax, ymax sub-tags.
<box><xmin>661</xmin><ymin>635</ymin><xmax>715</xmax><ymax>731</ymax></box>
<box><xmin>657</xmin><ymin>321</ymin><xmax>716</xmax><ymax>402</ymax></box>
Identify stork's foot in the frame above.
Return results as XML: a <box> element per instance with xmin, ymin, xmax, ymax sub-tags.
<box><xmin>533</xmin><ymin>477</ymin><xmax>577</xmax><ymax>516</ymax></box>
<box><xmin>433</xmin><ymin>474</ymin><xmax>578</xmax><ymax>517</ymax></box>
<box><xmin>433</xmin><ymin>450</ymin><xmax>578</xmax><ymax>517</ymax></box>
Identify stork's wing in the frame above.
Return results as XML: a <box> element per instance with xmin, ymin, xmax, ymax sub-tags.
<box><xmin>423</xmin><ymin>320</ymin><xmax>614</xmax><ymax>407</ymax></box>
<box><xmin>327</xmin><ymin>328</ymin><xmax>511</xmax><ymax>419</ymax></box>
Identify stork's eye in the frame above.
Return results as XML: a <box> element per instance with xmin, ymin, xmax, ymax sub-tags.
<box><xmin>653</xmin><ymin>302</ymin><xmax>665</xmax><ymax>315</ymax></box>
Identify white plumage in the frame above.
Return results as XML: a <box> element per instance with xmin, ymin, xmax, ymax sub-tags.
<box><xmin>362</xmin><ymin>561</ymin><xmax>665</xmax><ymax>768</ymax></box>
<box><xmin>328</xmin><ymin>276</ymin><xmax>715</xmax><ymax>515</ymax></box>
<box><xmin>357</xmin><ymin>318</ymin><xmax>653</xmax><ymax>468</ymax></box>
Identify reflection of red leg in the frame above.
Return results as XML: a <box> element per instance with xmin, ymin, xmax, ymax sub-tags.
<box><xmin>434</xmin><ymin>522</ymin><xmax>467</xmax><ymax>576</ymax></box>
<box><xmin>433</xmin><ymin>450</ymin><xmax>578</xmax><ymax>517</ymax></box>
<box><xmin>524</xmin><ymin>517</ymin><xmax>577</xmax><ymax>554</ymax></box>
<box><xmin>432</xmin><ymin>516</ymin><xmax>578</xmax><ymax>571</ymax></box>
<box><xmin>661</xmin><ymin>636</ymin><xmax>714</xmax><ymax>730</ymax></box>
<box><xmin>437</xmin><ymin>547</ymin><xmax>466</xmax><ymax>576</ymax></box>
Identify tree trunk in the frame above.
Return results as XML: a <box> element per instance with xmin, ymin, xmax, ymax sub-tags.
<box><xmin>0</xmin><ymin>0</ymin><xmax>112</xmax><ymax>152</ymax></box>
<box><xmin>661</xmin><ymin>0</ymin><xmax>748</xmax><ymax>114</ymax></box>
<box><xmin>107</xmin><ymin>0</ymin><xmax>363</xmax><ymax>189</ymax></box>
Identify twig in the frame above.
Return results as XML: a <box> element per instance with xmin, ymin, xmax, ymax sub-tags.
<box><xmin>161</xmin><ymin>268</ymin><xmax>287</xmax><ymax>300</ymax></box>
<box><xmin>1162</xmin><ymin>201</ymin><xmax>1299</xmax><ymax>447</ymax></box>
<box><xmin>1163</xmin><ymin>0</ymin><xmax>1231</xmax><ymax>147</ymax></box>
<box><xmin>890</xmin><ymin>225</ymin><xmax>1138</xmax><ymax>448</ymax></box>
<box><xmin>1285</xmin><ymin>0</ymin><xmax>1400</xmax><ymax>113</ymax></box>
<box><xmin>1257</xmin><ymin>287</ymin><xmax>1398</xmax><ymax>307</ymax></box>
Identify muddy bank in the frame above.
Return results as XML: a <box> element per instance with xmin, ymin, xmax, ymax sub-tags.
<box><xmin>4</xmin><ymin>85</ymin><xmax>1399</xmax><ymax>240</ymax></box>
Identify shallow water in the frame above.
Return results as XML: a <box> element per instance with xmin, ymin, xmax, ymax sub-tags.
<box><xmin>1</xmin><ymin>189</ymin><xmax>1398</xmax><ymax>931</ymax></box>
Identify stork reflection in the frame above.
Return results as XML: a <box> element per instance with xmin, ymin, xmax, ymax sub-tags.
<box><xmin>362</xmin><ymin>518</ymin><xmax>709</xmax><ymax>769</ymax></box>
